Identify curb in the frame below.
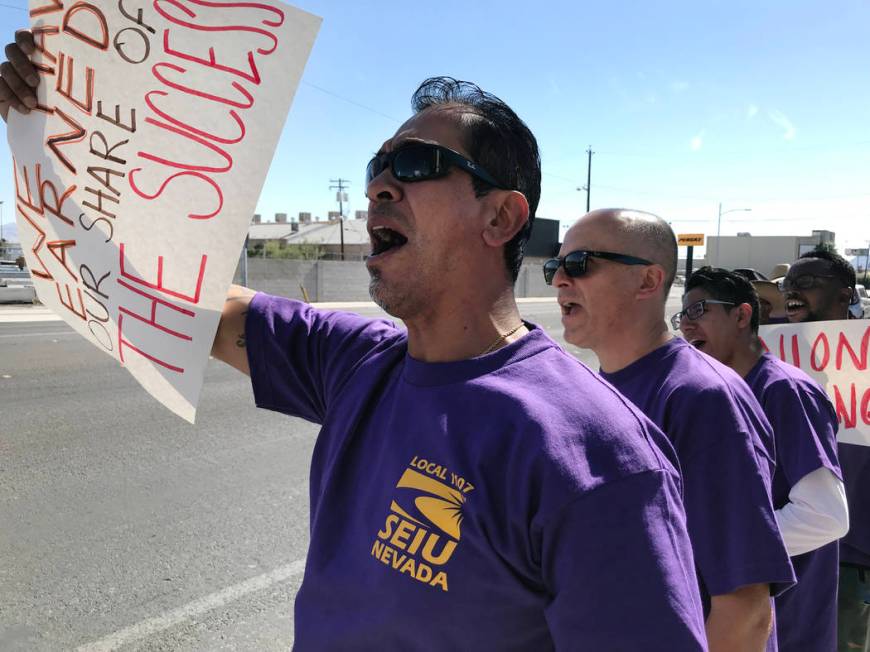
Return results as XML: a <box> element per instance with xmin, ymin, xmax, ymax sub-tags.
<box><xmin>0</xmin><ymin>296</ymin><xmax>561</xmax><ymax>323</ymax></box>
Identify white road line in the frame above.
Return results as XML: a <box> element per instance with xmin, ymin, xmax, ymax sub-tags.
<box><xmin>516</xmin><ymin>297</ymin><xmax>556</xmax><ymax>303</ymax></box>
<box><xmin>0</xmin><ymin>330</ymin><xmax>75</xmax><ymax>338</ymax></box>
<box><xmin>76</xmin><ymin>559</ymin><xmax>305</xmax><ymax>652</ymax></box>
<box><xmin>0</xmin><ymin>313</ymin><xmax>63</xmax><ymax>323</ymax></box>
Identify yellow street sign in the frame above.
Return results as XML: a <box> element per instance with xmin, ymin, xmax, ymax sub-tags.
<box><xmin>677</xmin><ymin>234</ymin><xmax>705</xmax><ymax>247</ymax></box>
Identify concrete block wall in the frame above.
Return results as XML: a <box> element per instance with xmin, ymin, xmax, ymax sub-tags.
<box><xmin>234</xmin><ymin>258</ymin><xmax>556</xmax><ymax>302</ymax></box>
<box><xmin>517</xmin><ymin>262</ymin><xmax>555</xmax><ymax>298</ymax></box>
<box><xmin>236</xmin><ymin>258</ymin><xmax>319</xmax><ymax>301</ymax></box>
<box><xmin>317</xmin><ymin>261</ymin><xmax>372</xmax><ymax>302</ymax></box>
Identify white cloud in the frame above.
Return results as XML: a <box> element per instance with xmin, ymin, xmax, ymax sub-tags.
<box><xmin>671</xmin><ymin>81</ymin><xmax>690</xmax><ymax>93</ymax></box>
<box><xmin>690</xmin><ymin>131</ymin><xmax>704</xmax><ymax>151</ymax></box>
<box><xmin>768</xmin><ymin>109</ymin><xmax>796</xmax><ymax>140</ymax></box>
<box><xmin>747</xmin><ymin>104</ymin><xmax>759</xmax><ymax>119</ymax></box>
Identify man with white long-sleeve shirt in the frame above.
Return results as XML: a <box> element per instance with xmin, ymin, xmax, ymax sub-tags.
<box><xmin>679</xmin><ymin>267</ymin><xmax>849</xmax><ymax>651</ymax></box>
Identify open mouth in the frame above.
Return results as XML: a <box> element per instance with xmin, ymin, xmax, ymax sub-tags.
<box><xmin>369</xmin><ymin>225</ymin><xmax>408</xmax><ymax>257</ymax></box>
<box><xmin>785</xmin><ymin>299</ymin><xmax>807</xmax><ymax>314</ymax></box>
<box><xmin>688</xmin><ymin>339</ymin><xmax>706</xmax><ymax>351</ymax></box>
<box><xmin>559</xmin><ymin>301</ymin><xmax>580</xmax><ymax>317</ymax></box>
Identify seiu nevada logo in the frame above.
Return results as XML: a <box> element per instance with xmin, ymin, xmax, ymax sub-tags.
<box><xmin>371</xmin><ymin>456</ymin><xmax>476</xmax><ymax>592</ymax></box>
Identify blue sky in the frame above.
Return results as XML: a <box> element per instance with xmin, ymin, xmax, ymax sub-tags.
<box><xmin>1</xmin><ymin>0</ymin><xmax>868</xmax><ymax>256</ymax></box>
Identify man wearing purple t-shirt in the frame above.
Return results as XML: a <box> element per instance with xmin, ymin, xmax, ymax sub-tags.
<box><xmin>781</xmin><ymin>250</ymin><xmax>870</xmax><ymax>652</ymax></box>
<box><xmin>678</xmin><ymin>267</ymin><xmax>849</xmax><ymax>651</ymax></box>
<box><xmin>1</xmin><ymin>41</ymin><xmax>708</xmax><ymax>648</ymax></box>
<box><xmin>548</xmin><ymin>209</ymin><xmax>795</xmax><ymax>651</ymax></box>
<box><xmin>208</xmin><ymin>81</ymin><xmax>708</xmax><ymax>648</ymax></box>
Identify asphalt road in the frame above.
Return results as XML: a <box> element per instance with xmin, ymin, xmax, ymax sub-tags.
<box><xmin>0</xmin><ymin>293</ymin><xmax>684</xmax><ymax>651</ymax></box>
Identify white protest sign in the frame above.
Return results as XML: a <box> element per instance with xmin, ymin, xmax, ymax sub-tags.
<box><xmin>7</xmin><ymin>0</ymin><xmax>320</xmax><ymax>422</ymax></box>
<box><xmin>759</xmin><ymin>319</ymin><xmax>870</xmax><ymax>447</ymax></box>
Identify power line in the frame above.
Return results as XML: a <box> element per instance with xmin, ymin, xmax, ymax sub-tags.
<box><xmin>542</xmin><ymin>171</ymin><xmax>576</xmax><ymax>183</ymax></box>
<box><xmin>595</xmin><ymin>139</ymin><xmax>870</xmax><ymax>160</ymax></box>
<box><xmin>303</xmin><ymin>81</ymin><xmax>403</xmax><ymax>124</ymax></box>
<box><xmin>543</xmin><ymin>176</ymin><xmax>870</xmax><ymax>204</ymax></box>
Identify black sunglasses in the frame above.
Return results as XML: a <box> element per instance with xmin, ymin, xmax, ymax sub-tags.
<box><xmin>670</xmin><ymin>299</ymin><xmax>736</xmax><ymax>330</ymax></box>
<box><xmin>542</xmin><ymin>249</ymin><xmax>654</xmax><ymax>285</ymax></box>
<box><xmin>365</xmin><ymin>143</ymin><xmax>507</xmax><ymax>192</ymax></box>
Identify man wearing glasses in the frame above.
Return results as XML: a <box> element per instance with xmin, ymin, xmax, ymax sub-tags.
<box><xmin>781</xmin><ymin>251</ymin><xmax>870</xmax><ymax>652</ymax></box>
<box><xmin>783</xmin><ymin>251</ymin><xmax>858</xmax><ymax>324</ymax></box>
<box><xmin>547</xmin><ymin>209</ymin><xmax>794</xmax><ymax>652</ymax></box>
<box><xmin>678</xmin><ymin>267</ymin><xmax>848</xmax><ymax>651</ymax></box>
<box><xmin>2</xmin><ymin>41</ymin><xmax>710</xmax><ymax>647</ymax></box>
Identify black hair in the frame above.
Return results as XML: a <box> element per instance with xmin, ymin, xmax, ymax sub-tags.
<box><xmin>411</xmin><ymin>77</ymin><xmax>541</xmax><ymax>282</ymax></box>
<box><xmin>685</xmin><ymin>266</ymin><xmax>760</xmax><ymax>333</ymax></box>
<box><xmin>798</xmin><ymin>249</ymin><xmax>856</xmax><ymax>289</ymax></box>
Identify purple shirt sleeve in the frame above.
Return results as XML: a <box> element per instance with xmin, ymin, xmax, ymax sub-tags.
<box><xmin>762</xmin><ymin>376</ymin><xmax>842</xmax><ymax>493</ymax></box>
<box><xmin>245</xmin><ymin>293</ymin><xmax>402</xmax><ymax>423</ymax></box>
<box><xmin>541</xmin><ymin>470</ymin><xmax>707</xmax><ymax>650</ymax></box>
<box><xmin>674</xmin><ymin>387</ymin><xmax>794</xmax><ymax>597</ymax></box>
<box><xmin>600</xmin><ymin>341</ymin><xmax>795</xmax><ymax>603</ymax></box>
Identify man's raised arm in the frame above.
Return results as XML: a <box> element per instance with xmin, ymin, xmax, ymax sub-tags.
<box><xmin>212</xmin><ymin>285</ymin><xmax>257</xmax><ymax>375</ymax></box>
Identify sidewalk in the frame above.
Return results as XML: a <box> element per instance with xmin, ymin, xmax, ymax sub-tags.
<box><xmin>0</xmin><ymin>295</ymin><xmax>561</xmax><ymax>324</ymax></box>
<box><xmin>0</xmin><ymin>304</ymin><xmax>61</xmax><ymax>323</ymax></box>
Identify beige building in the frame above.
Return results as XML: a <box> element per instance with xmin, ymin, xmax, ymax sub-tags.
<box><xmin>706</xmin><ymin>230</ymin><xmax>835</xmax><ymax>278</ymax></box>
<box><xmin>247</xmin><ymin>212</ymin><xmax>370</xmax><ymax>260</ymax></box>
<box><xmin>281</xmin><ymin>219</ymin><xmax>370</xmax><ymax>259</ymax></box>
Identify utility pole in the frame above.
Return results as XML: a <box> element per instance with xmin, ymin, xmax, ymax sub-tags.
<box><xmin>329</xmin><ymin>178</ymin><xmax>350</xmax><ymax>260</ymax></box>
<box><xmin>585</xmin><ymin>147</ymin><xmax>593</xmax><ymax>212</ymax></box>
<box><xmin>576</xmin><ymin>147</ymin><xmax>594</xmax><ymax>213</ymax></box>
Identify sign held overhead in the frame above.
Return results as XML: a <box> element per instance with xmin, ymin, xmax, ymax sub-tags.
<box><xmin>7</xmin><ymin>0</ymin><xmax>321</xmax><ymax>422</ymax></box>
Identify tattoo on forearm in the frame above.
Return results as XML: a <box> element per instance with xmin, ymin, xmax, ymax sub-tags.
<box><xmin>225</xmin><ymin>298</ymin><xmax>249</xmax><ymax>349</ymax></box>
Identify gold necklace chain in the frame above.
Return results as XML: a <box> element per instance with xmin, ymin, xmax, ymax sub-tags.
<box><xmin>479</xmin><ymin>323</ymin><xmax>526</xmax><ymax>356</ymax></box>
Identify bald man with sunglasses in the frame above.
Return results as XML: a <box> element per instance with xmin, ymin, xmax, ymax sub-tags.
<box><xmin>549</xmin><ymin>209</ymin><xmax>795</xmax><ymax>652</ymax></box>
<box><xmin>2</xmin><ymin>35</ymin><xmax>709</xmax><ymax>649</ymax></box>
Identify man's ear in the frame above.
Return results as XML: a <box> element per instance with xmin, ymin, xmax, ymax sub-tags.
<box><xmin>840</xmin><ymin>286</ymin><xmax>856</xmax><ymax>307</ymax></box>
<box><xmin>735</xmin><ymin>302</ymin><xmax>754</xmax><ymax>328</ymax></box>
<box><xmin>481</xmin><ymin>191</ymin><xmax>530</xmax><ymax>247</ymax></box>
<box><xmin>636</xmin><ymin>265</ymin><xmax>667</xmax><ymax>300</ymax></box>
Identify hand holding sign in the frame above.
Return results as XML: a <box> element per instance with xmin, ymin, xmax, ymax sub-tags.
<box><xmin>0</xmin><ymin>31</ymin><xmax>41</xmax><ymax>120</ymax></box>
<box><xmin>4</xmin><ymin>0</ymin><xmax>320</xmax><ymax>422</ymax></box>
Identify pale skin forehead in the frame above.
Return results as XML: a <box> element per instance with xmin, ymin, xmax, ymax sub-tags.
<box><xmin>377</xmin><ymin>105</ymin><xmax>473</xmax><ymax>157</ymax></box>
<box><xmin>564</xmin><ymin>209</ymin><xmax>666</xmax><ymax>262</ymax></box>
